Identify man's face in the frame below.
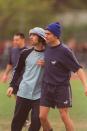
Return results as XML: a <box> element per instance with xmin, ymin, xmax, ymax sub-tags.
<box><xmin>45</xmin><ymin>30</ymin><xmax>57</xmax><ymax>45</ymax></box>
<box><xmin>13</xmin><ymin>35</ymin><xmax>24</xmax><ymax>47</ymax></box>
<box><xmin>29</xmin><ymin>34</ymin><xmax>39</xmax><ymax>46</ymax></box>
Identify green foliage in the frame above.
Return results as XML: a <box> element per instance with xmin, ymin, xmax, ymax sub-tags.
<box><xmin>0</xmin><ymin>0</ymin><xmax>87</xmax><ymax>39</ymax></box>
<box><xmin>53</xmin><ymin>0</ymin><xmax>87</xmax><ymax>12</ymax></box>
<box><xmin>0</xmin><ymin>0</ymin><xmax>53</xmax><ymax>39</ymax></box>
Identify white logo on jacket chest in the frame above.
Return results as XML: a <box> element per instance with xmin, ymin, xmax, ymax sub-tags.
<box><xmin>51</xmin><ymin>60</ymin><xmax>57</xmax><ymax>65</ymax></box>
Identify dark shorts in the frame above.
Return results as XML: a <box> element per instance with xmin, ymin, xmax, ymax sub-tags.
<box><xmin>40</xmin><ymin>82</ymin><xmax>72</xmax><ymax>108</ymax></box>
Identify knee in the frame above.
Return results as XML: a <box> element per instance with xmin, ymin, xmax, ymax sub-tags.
<box><xmin>59</xmin><ymin>109</ymin><xmax>68</xmax><ymax>120</ymax></box>
<box><xmin>39</xmin><ymin>114</ymin><xmax>47</xmax><ymax>123</ymax></box>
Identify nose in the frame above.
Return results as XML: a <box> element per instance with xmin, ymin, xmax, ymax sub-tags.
<box><xmin>45</xmin><ymin>34</ymin><xmax>48</xmax><ymax>39</ymax></box>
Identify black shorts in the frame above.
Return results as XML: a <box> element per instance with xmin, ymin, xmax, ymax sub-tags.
<box><xmin>40</xmin><ymin>82</ymin><xmax>72</xmax><ymax>108</ymax></box>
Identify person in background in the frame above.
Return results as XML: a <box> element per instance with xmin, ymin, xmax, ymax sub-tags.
<box><xmin>1</xmin><ymin>33</ymin><xmax>27</xmax><ymax>88</ymax></box>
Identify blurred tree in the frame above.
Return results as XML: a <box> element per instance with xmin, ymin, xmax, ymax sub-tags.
<box><xmin>0</xmin><ymin>0</ymin><xmax>53</xmax><ymax>39</ymax></box>
<box><xmin>0</xmin><ymin>0</ymin><xmax>87</xmax><ymax>39</ymax></box>
<box><xmin>53</xmin><ymin>0</ymin><xmax>87</xmax><ymax>12</ymax></box>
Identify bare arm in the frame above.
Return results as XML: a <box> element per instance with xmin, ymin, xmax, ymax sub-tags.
<box><xmin>4</xmin><ymin>64</ymin><xmax>12</xmax><ymax>75</ymax></box>
<box><xmin>76</xmin><ymin>68</ymin><xmax>87</xmax><ymax>96</ymax></box>
<box><xmin>1</xmin><ymin>64</ymin><xmax>12</xmax><ymax>82</ymax></box>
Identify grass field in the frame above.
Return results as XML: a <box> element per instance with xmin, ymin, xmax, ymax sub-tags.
<box><xmin>0</xmin><ymin>80</ymin><xmax>87</xmax><ymax>131</ymax></box>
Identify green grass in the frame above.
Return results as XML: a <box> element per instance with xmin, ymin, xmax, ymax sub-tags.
<box><xmin>0</xmin><ymin>80</ymin><xmax>87</xmax><ymax>131</ymax></box>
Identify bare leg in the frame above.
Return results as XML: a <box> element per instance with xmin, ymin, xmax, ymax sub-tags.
<box><xmin>59</xmin><ymin>108</ymin><xmax>74</xmax><ymax>131</ymax></box>
<box><xmin>39</xmin><ymin>106</ymin><xmax>52</xmax><ymax>131</ymax></box>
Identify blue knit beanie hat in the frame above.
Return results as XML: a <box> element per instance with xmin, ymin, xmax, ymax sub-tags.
<box><xmin>45</xmin><ymin>22</ymin><xmax>61</xmax><ymax>38</ymax></box>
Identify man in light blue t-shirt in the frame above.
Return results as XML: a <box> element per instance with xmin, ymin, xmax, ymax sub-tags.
<box><xmin>7</xmin><ymin>27</ymin><xmax>46</xmax><ymax>131</ymax></box>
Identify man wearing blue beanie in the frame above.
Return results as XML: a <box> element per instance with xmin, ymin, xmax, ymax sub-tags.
<box><xmin>45</xmin><ymin>22</ymin><xmax>61</xmax><ymax>38</ymax></box>
<box><xmin>40</xmin><ymin>22</ymin><xmax>87</xmax><ymax>131</ymax></box>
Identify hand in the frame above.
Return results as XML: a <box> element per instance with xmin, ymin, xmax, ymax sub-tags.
<box><xmin>7</xmin><ymin>87</ymin><xmax>13</xmax><ymax>97</ymax></box>
<box><xmin>1</xmin><ymin>74</ymin><xmax>8</xmax><ymax>83</ymax></box>
<box><xmin>37</xmin><ymin>60</ymin><xmax>45</xmax><ymax>67</ymax></box>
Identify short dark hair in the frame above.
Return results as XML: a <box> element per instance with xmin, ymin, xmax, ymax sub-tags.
<box><xmin>14</xmin><ymin>32</ymin><xmax>25</xmax><ymax>39</ymax></box>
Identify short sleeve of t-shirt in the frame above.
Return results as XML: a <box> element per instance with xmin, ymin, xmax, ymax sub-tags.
<box><xmin>62</xmin><ymin>48</ymin><xmax>82</xmax><ymax>73</ymax></box>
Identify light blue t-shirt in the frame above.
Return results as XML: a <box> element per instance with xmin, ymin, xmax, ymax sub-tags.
<box><xmin>17</xmin><ymin>50</ymin><xmax>44</xmax><ymax>100</ymax></box>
